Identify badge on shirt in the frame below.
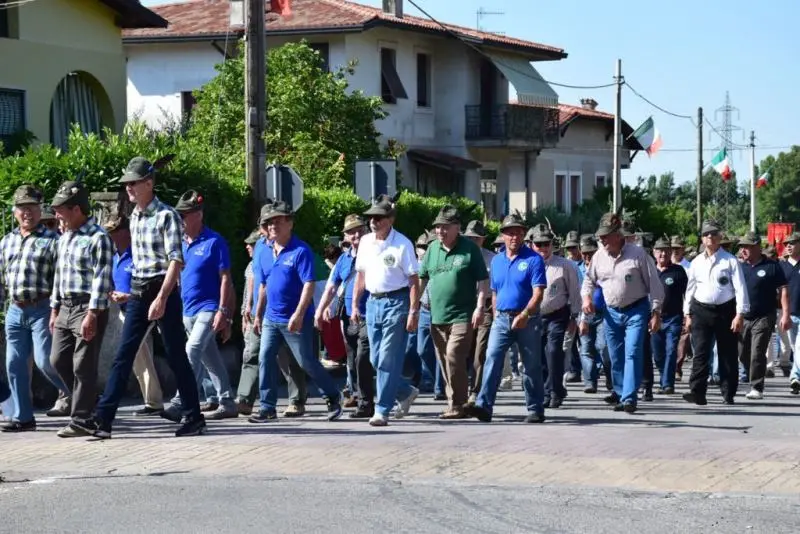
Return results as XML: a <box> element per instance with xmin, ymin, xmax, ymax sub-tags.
<box><xmin>757</xmin><ymin>270</ymin><xmax>766</xmax><ymax>278</ymax></box>
<box><xmin>453</xmin><ymin>257</ymin><xmax>464</xmax><ymax>267</ymax></box>
<box><xmin>665</xmin><ymin>277</ymin><xmax>674</xmax><ymax>286</ymax></box>
<box><xmin>718</xmin><ymin>275</ymin><xmax>730</xmax><ymax>286</ymax></box>
<box><xmin>77</xmin><ymin>236</ymin><xmax>91</xmax><ymax>248</ymax></box>
<box><xmin>383</xmin><ymin>253</ymin><xmax>396</xmax><ymax>267</ymax></box>
<box><xmin>624</xmin><ymin>274</ymin><xmax>632</xmax><ymax>283</ymax></box>
<box><xmin>34</xmin><ymin>238</ymin><xmax>49</xmax><ymax>249</ymax></box>
<box><xmin>518</xmin><ymin>261</ymin><xmax>528</xmax><ymax>271</ymax></box>
<box><xmin>194</xmin><ymin>245</ymin><xmax>206</xmax><ymax>256</ymax></box>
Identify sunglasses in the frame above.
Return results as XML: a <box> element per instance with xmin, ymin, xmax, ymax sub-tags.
<box><xmin>533</xmin><ymin>241</ymin><xmax>552</xmax><ymax>247</ymax></box>
<box><xmin>702</xmin><ymin>231</ymin><xmax>720</xmax><ymax>238</ymax></box>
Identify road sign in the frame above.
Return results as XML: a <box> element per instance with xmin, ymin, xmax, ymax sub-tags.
<box><xmin>354</xmin><ymin>159</ymin><xmax>396</xmax><ymax>202</ymax></box>
<box><xmin>265</xmin><ymin>164</ymin><xmax>304</xmax><ymax>211</ymax></box>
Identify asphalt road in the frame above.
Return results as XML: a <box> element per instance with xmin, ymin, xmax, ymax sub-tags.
<box><xmin>0</xmin><ymin>473</ymin><xmax>798</xmax><ymax>534</ymax></box>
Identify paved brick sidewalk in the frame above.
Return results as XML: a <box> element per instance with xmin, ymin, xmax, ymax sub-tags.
<box><xmin>2</xmin><ymin>377</ymin><xmax>800</xmax><ymax>494</ymax></box>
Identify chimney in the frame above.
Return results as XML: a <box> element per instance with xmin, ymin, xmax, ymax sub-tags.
<box><xmin>382</xmin><ymin>0</ymin><xmax>403</xmax><ymax>18</ymax></box>
<box><xmin>229</xmin><ymin>0</ymin><xmax>244</xmax><ymax>27</ymax></box>
<box><xmin>580</xmin><ymin>98</ymin><xmax>598</xmax><ymax>111</ymax></box>
<box><xmin>270</xmin><ymin>0</ymin><xmax>292</xmax><ymax>16</ymax></box>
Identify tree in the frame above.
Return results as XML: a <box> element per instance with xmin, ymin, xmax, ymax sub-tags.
<box><xmin>756</xmin><ymin>146</ymin><xmax>800</xmax><ymax>228</ymax></box>
<box><xmin>188</xmin><ymin>41</ymin><xmax>390</xmax><ymax>189</ymax></box>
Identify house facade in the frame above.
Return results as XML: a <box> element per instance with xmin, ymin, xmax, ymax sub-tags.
<box><xmin>0</xmin><ymin>0</ymin><xmax>165</xmax><ymax>150</ymax></box>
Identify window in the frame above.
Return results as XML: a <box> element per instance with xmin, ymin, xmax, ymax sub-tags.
<box><xmin>595</xmin><ymin>173</ymin><xmax>607</xmax><ymax>189</ymax></box>
<box><xmin>416</xmin><ymin>53</ymin><xmax>431</xmax><ymax>108</ymax></box>
<box><xmin>380</xmin><ymin>47</ymin><xmax>407</xmax><ymax>104</ymax></box>
<box><xmin>0</xmin><ymin>88</ymin><xmax>25</xmax><ymax>150</ymax></box>
<box><xmin>181</xmin><ymin>91</ymin><xmax>197</xmax><ymax>120</ymax></box>
<box><xmin>554</xmin><ymin>173</ymin><xmax>565</xmax><ymax>211</ymax></box>
<box><xmin>480</xmin><ymin>169</ymin><xmax>498</xmax><ymax>219</ymax></box>
<box><xmin>308</xmin><ymin>42</ymin><xmax>330</xmax><ymax>72</ymax></box>
<box><xmin>570</xmin><ymin>174</ymin><xmax>581</xmax><ymax>210</ymax></box>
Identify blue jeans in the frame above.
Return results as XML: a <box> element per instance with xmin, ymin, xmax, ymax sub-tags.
<box><xmin>417</xmin><ymin>307</ymin><xmax>443</xmax><ymax>395</ymax></box>
<box><xmin>650</xmin><ymin>314</ymin><xmax>682</xmax><ymax>389</ymax></box>
<box><xmin>789</xmin><ymin>316</ymin><xmax>800</xmax><ymax>381</ymax></box>
<box><xmin>540</xmin><ymin>307</ymin><xmax>569</xmax><ymax>401</ymax></box>
<box><xmin>366</xmin><ymin>293</ymin><xmax>414</xmax><ymax>417</ymax></box>
<box><xmin>476</xmin><ymin>312</ymin><xmax>544</xmax><ymax>415</ymax></box>
<box><xmin>171</xmin><ymin>311</ymin><xmax>235</xmax><ymax>408</ymax></box>
<box><xmin>4</xmin><ymin>300</ymin><xmax>70</xmax><ymax>422</ymax></box>
<box><xmin>96</xmin><ymin>288</ymin><xmax>201</xmax><ymax>426</ymax></box>
<box><xmin>603</xmin><ymin>299</ymin><xmax>649</xmax><ymax>405</ymax></box>
<box><xmin>258</xmin><ymin>315</ymin><xmax>339</xmax><ymax>411</ymax></box>
<box><xmin>580</xmin><ymin>315</ymin><xmax>606</xmax><ymax>388</ymax></box>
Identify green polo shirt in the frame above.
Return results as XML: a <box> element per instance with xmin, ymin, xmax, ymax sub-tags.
<box><xmin>419</xmin><ymin>236</ymin><xmax>489</xmax><ymax>324</ymax></box>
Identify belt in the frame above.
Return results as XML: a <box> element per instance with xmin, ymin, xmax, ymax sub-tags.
<box><xmin>421</xmin><ymin>302</ymin><xmax>431</xmax><ymax>311</ymax></box>
<box><xmin>13</xmin><ymin>294</ymin><xmax>50</xmax><ymax>308</ymax></box>
<box><xmin>370</xmin><ymin>287</ymin><xmax>409</xmax><ymax>299</ymax></box>
<box><xmin>61</xmin><ymin>295</ymin><xmax>91</xmax><ymax>307</ymax></box>
<box><xmin>497</xmin><ymin>309</ymin><xmax>524</xmax><ymax>317</ymax></box>
<box><xmin>542</xmin><ymin>305</ymin><xmax>570</xmax><ymax>320</ymax></box>
<box><xmin>691</xmin><ymin>298</ymin><xmax>735</xmax><ymax>310</ymax></box>
<box><xmin>609</xmin><ymin>296</ymin><xmax>648</xmax><ymax>313</ymax></box>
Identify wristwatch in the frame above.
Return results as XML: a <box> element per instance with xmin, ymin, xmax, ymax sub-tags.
<box><xmin>218</xmin><ymin>306</ymin><xmax>230</xmax><ymax>318</ymax></box>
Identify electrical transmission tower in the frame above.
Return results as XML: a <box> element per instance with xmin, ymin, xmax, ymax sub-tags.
<box><xmin>712</xmin><ymin>91</ymin><xmax>743</xmax><ymax>228</ymax></box>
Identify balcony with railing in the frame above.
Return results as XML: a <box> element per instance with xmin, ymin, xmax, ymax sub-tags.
<box><xmin>465</xmin><ymin>104</ymin><xmax>560</xmax><ymax>149</ymax></box>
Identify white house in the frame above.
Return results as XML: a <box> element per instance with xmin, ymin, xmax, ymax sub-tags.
<box><xmin>124</xmin><ymin>0</ymin><xmax>639</xmax><ymax>216</ymax></box>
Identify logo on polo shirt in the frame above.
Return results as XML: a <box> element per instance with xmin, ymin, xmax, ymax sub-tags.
<box><xmin>383</xmin><ymin>253</ymin><xmax>396</xmax><ymax>267</ymax></box>
<box><xmin>193</xmin><ymin>245</ymin><xmax>206</xmax><ymax>256</ymax></box>
<box><xmin>757</xmin><ymin>270</ymin><xmax>766</xmax><ymax>278</ymax></box>
<box><xmin>77</xmin><ymin>236</ymin><xmax>91</xmax><ymax>248</ymax></box>
<box><xmin>718</xmin><ymin>275</ymin><xmax>730</xmax><ymax>286</ymax></box>
<box><xmin>665</xmin><ymin>277</ymin><xmax>674</xmax><ymax>286</ymax></box>
<box><xmin>453</xmin><ymin>257</ymin><xmax>464</xmax><ymax>267</ymax></box>
<box><xmin>518</xmin><ymin>261</ymin><xmax>528</xmax><ymax>271</ymax></box>
<box><xmin>34</xmin><ymin>238</ymin><xmax>49</xmax><ymax>249</ymax></box>
<box><xmin>624</xmin><ymin>274</ymin><xmax>632</xmax><ymax>282</ymax></box>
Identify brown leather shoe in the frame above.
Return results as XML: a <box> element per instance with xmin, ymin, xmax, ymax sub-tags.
<box><xmin>282</xmin><ymin>404</ymin><xmax>305</xmax><ymax>417</ymax></box>
<box><xmin>200</xmin><ymin>402</ymin><xmax>219</xmax><ymax>412</ymax></box>
<box><xmin>236</xmin><ymin>400</ymin><xmax>253</xmax><ymax>416</ymax></box>
<box><xmin>438</xmin><ymin>406</ymin><xmax>468</xmax><ymax>420</ymax></box>
<box><xmin>343</xmin><ymin>396</ymin><xmax>359</xmax><ymax>408</ymax></box>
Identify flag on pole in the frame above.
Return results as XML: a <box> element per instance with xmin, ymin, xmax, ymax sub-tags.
<box><xmin>631</xmin><ymin>117</ymin><xmax>663</xmax><ymax>157</ymax></box>
<box><xmin>711</xmin><ymin>148</ymin><xmax>732</xmax><ymax>181</ymax></box>
<box><xmin>756</xmin><ymin>170</ymin><xmax>770</xmax><ymax>188</ymax></box>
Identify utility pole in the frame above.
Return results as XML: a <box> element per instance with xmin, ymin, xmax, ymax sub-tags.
<box><xmin>612</xmin><ymin>59</ymin><xmax>623</xmax><ymax>212</ymax></box>
<box><xmin>749</xmin><ymin>130</ymin><xmax>756</xmax><ymax>232</ymax></box>
<box><xmin>697</xmin><ymin>107</ymin><xmax>703</xmax><ymax>232</ymax></box>
<box><xmin>245</xmin><ymin>0</ymin><xmax>266</xmax><ymax>203</ymax></box>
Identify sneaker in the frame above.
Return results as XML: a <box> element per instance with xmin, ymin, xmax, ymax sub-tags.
<box><xmin>548</xmin><ymin>397</ymin><xmax>563</xmax><ymax>409</ymax></box>
<box><xmin>642</xmin><ymin>390</ymin><xmax>654</xmax><ymax>402</ymax></box>
<box><xmin>199</xmin><ymin>402</ymin><xmax>219</xmax><ymax>413</ymax></box>
<box><xmin>133</xmin><ymin>406</ymin><xmax>163</xmax><ymax>417</ymax></box>
<box><xmin>745</xmin><ymin>389</ymin><xmax>763</xmax><ymax>400</ymax></box>
<box><xmin>57</xmin><ymin>423</ymin><xmax>91</xmax><ymax>438</ymax></box>
<box><xmin>175</xmin><ymin>416</ymin><xmax>206</xmax><ymax>437</ymax></box>
<box><xmin>682</xmin><ymin>392</ymin><xmax>707</xmax><ymax>406</ymax></box>
<box><xmin>564</xmin><ymin>372</ymin><xmax>581</xmax><ymax>383</ymax></box>
<box><xmin>1</xmin><ymin>419</ymin><xmax>36</xmax><ymax>432</ymax></box>
<box><xmin>205</xmin><ymin>404</ymin><xmax>239</xmax><ymax>420</ymax></box>
<box><xmin>248</xmin><ymin>409</ymin><xmax>277</xmax><ymax>423</ymax></box>
<box><xmin>394</xmin><ymin>387</ymin><xmax>418</xmax><ymax>419</ymax></box>
<box><xmin>603</xmin><ymin>392</ymin><xmax>620</xmax><ymax>405</ymax></box>
<box><xmin>368</xmin><ymin>413</ymin><xmax>388</xmax><ymax>426</ymax></box>
<box><xmin>349</xmin><ymin>403</ymin><xmax>375</xmax><ymax>419</ymax></box>
<box><xmin>326</xmin><ymin>400</ymin><xmax>343</xmax><ymax>421</ymax></box>
<box><xmin>499</xmin><ymin>377</ymin><xmax>513</xmax><ymax>391</ymax></box>
<box><xmin>282</xmin><ymin>404</ymin><xmax>306</xmax><ymax>418</ymax></box>
<box><xmin>69</xmin><ymin>417</ymin><xmax>111</xmax><ymax>440</ymax></box>
<box><xmin>791</xmin><ymin>380</ymin><xmax>800</xmax><ymax>395</ymax></box>
<box><xmin>46</xmin><ymin>397</ymin><xmax>71</xmax><ymax>417</ymax></box>
<box><xmin>159</xmin><ymin>405</ymin><xmax>183</xmax><ymax>423</ymax></box>
<box><xmin>524</xmin><ymin>412</ymin><xmax>546</xmax><ymax>424</ymax></box>
<box><xmin>583</xmin><ymin>385</ymin><xmax>597</xmax><ymax>394</ymax></box>
<box><xmin>465</xmin><ymin>403</ymin><xmax>492</xmax><ymax>423</ymax></box>
<box><xmin>660</xmin><ymin>386</ymin><xmax>675</xmax><ymax>395</ymax></box>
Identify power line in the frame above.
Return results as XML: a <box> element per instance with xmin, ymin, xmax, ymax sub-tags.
<box><xmin>405</xmin><ymin>0</ymin><xmax>616</xmax><ymax>90</ymax></box>
<box><xmin>623</xmin><ymin>82</ymin><xmax>693</xmax><ymax>120</ymax></box>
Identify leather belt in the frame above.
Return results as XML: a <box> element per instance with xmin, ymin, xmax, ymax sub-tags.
<box><xmin>609</xmin><ymin>296</ymin><xmax>648</xmax><ymax>313</ymax></box>
<box><xmin>61</xmin><ymin>295</ymin><xmax>91</xmax><ymax>307</ymax></box>
<box><xmin>13</xmin><ymin>294</ymin><xmax>50</xmax><ymax>308</ymax></box>
<box><xmin>370</xmin><ymin>287</ymin><xmax>409</xmax><ymax>299</ymax></box>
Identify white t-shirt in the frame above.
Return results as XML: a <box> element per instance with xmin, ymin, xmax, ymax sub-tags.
<box><xmin>356</xmin><ymin>228</ymin><xmax>419</xmax><ymax>294</ymax></box>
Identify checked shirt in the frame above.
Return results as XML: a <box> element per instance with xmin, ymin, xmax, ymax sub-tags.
<box><xmin>0</xmin><ymin>224</ymin><xmax>59</xmax><ymax>305</ymax></box>
<box><xmin>51</xmin><ymin>216</ymin><xmax>114</xmax><ymax>310</ymax></box>
<box><xmin>130</xmin><ymin>196</ymin><xmax>184</xmax><ymax>279</ymax></box>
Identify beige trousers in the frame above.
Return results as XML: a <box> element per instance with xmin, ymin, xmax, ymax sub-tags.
<box><xmin>119</xmin><ymin>310</ymin><xmax>163</xmax><ymax>409</ymax></box>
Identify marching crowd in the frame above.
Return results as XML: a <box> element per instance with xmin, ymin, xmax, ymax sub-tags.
<box><xmin>1</xmin><ymin>155</ymin><xmax>799</xmax><ymax>439</ymax></box>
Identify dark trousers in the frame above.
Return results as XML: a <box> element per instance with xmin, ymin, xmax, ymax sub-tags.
<box><xmin>342</xmin><ymin>315</ymin><xmax>374</xmax><ymax>406</ymax></box>
<box><xmin>50</xmin><ymin>304</ymin><xmax>109</xmax><ymax>421</ymax></box>
<box><xmin>641</xmin><ymin>330</ymin><xmax>654</xmax><ymax>393</ymax></box>
<box><xmin>541</xmin><ymin>306</ymin><xmax>569</xmax><ymax>401</ymax></box>
<box><xmin>739</xmin><ymin>314</ymin><xmax>776</xmax><ymax>392</ymax></box>
<box><xmin>689</xmin><ymin>299</ymin><xmax>738</xmax><ymax>400</ymax></box>
<box><xmin>650</xmin><ymin>314</ymin><xmax>683</xmax><ymax>389</ymax></box>
<box><xmin>468</xmin><ymin>308</ymin><xmax>492</xmax><ymax>395</ymax></box>
<box><xmin>95</xmin><ymin>288</ymin><xmax>200</xmax><ymax>426</ymax></box>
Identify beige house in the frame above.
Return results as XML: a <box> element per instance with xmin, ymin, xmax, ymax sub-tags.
<box><xmin>0</xmin><ymin>0</ymin><xmax>165</xmax><ymax>151</ymax></box>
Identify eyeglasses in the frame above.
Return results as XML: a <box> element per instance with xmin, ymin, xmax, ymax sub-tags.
<box><xmin>533</xmin><ymin>241</ymin><xmax>552</xmax><ymax>247</ymax></box>
<box><xmin>702</xmin><ymin>231</ymin><xmax>720</xmax><ymax>238</ymax></box>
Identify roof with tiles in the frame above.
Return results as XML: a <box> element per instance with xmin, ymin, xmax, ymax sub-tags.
<box><xmin>123</xmin><ymin>0</ymin><xmax>566</xmax><ymax>59</ymax></box>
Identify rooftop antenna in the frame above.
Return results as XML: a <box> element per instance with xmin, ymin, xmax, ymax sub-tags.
<box><xmin>476</xmin><ymin>7</ymin><xmax>504</xmax><ymax>32</ymax></box>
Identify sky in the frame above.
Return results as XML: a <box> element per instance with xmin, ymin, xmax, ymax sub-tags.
<box><xmin>142</xmin><ymin>0</ymin><xmax>799</xmax><ymax>186</ymax></box>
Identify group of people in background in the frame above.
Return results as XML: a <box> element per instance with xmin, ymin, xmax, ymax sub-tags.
<box><xmin>2</xmin><ymin>156</ymin><xmax>799</xmax><ymax>439</ymax></box>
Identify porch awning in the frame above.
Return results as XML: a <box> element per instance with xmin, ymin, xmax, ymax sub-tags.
<box><xmin>407</xmin><ymin>149</ymin><xmax>481</xmax><ymax>171</ymax></box>
<box><xmin>485</xmin><ymin>52</ymin><xmax>559</xmax><ymax>107</ymax></box>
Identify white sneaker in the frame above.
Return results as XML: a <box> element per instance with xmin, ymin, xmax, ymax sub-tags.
<box><xmin>394</xmin><ymin>386</ymin><xmax>419</xmax><ymax>419</ymax></box>
<box><xmin>745</xmin><ymin>389</ymin><xmax>763</xmax><ymax>400</ymax></box>
<box><xmin>368</xmin><ymin>413</ymin><xmax>388</xmax><ymax>426</ymax></box>
<box><xmin>499</xmin><ymin>376</ymin><xmax>514</xmax><ymax>391</ymax></box>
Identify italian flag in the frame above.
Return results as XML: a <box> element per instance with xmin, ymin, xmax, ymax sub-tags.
<box><xmin>711</xmin><ymin>148</ymin><xmax>732</xmax><ymax>181</ymax></box>
<box><xmin>756</xmin><ymin>170</ymin><xmax>769</xmax><ymax>188</ymax></box>
<box><xmin>631</xmin><ymin>117</ymin><xmax>663</xmax><ymax>157</ymax></box>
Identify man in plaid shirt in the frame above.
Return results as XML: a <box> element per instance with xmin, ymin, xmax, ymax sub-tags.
<box><xmin>0</xmin><ymin>185</ymin><xmax>71</xmax><ymax>433</ymax></box>
<box><xmin>74</xmin><ymin>156</ymin><xmax>205</xmax><ymax>440</ymax></box>
<box><xmin>48</xmin><ymin>180</ymin><xmax>114</xmax><ymax>438</ymax></box>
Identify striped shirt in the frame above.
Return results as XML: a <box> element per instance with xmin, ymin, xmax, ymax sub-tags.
<box><xmin>130</xmin><ymin>196</ymin><xmax>184</xmax><ymax>279</ymax></box>
<box><xmin>0</xmin><ymin>224</ymin><xmax>59</xmax><ymax>305</ymax></box>
<box><xmin>52</xmin><ymin>217</ymin><xmax>114</xmax><ymax>310</ymax></box>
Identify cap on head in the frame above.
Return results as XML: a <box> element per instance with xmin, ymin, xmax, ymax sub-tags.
<box><xmin>40</xmin><ymin>205</ymin><xmax>56</xmax><ymax>221</ymax></box>
<box><xmin>174</xmin><ymin>189</ymin><xmax>205</xmax><ymax>213</ymax></box>
<box><xmin>596</xmin><ymin>212</ymin><xmax>622</xmax><ymax>237</ymax></box>
<box><xmin>530</xmin><ymin>223</ymin><xmax>554</xmax><ymax>244</ymax></box>
<box><xmin>784</xmin><ymin>232</ymin><xmax>800</xmax><ymax>245</ymax></box>
<box><xmin>259</xmin><ymin>200</ymin><xmax>292</xmax><ymax>225</ymax></box>
<box><xmin>737</xmin><ymin>231</ymin><xmax>761</xmax><ymax>246</ymax></box>
<box><xmin>363</xmin><ymin>194</ymin><xmax>396</xmax><ymax>217</ymax></box>
<box><xmin>463</xmin><ymin>220</ymin><xmax>487</xmax><ymax>238</ymax></box>
<box><xmin>579</xmin><ymin>234</ymin><xmax>598</xmax><ymax>253</ymax></box>
<box><xmin>670</xmin><ymin>235</ymin><xmax>686</xmax><ymax>249</ymax></box>
<box><xmin>493</xmin><ymin>234</ymin><xmax>505</xmax><ymax>246</ymax></box>
<box><xmin>119</xmin><ymin>156</ymin><xmax>155</xmax><ymax>184</ymax></box>
<box><xmin>719</xmin><ymin>232</ymin><xmax>736</xmax><ymax>247</ymax></box>
<box><xmin>13</xmin><ymin>184</ymin><xmax>43</xmax><ymax>206</ymax></box>
<box><xmin>342</xmin><ymin>214</ymin><xmax>367</xmax><ymax>233</ymax></box>
<box><xmin>620</xmin><ymin>220</ymin><xmax>636</xmax><ymax>237</ymax></box>
<box><xmin>416</xmin><ymin>230</ymin><xmax>432</xmax><ymax>247</ymax></box>
<box><xmin>564</xmin><ymin>230</ymin><xmax>580</xmax><ymax>248</ymax></box>
<box><xmin>700</xmin><ymin>219</ymin><xmax>722</xmax><ymax>235</ymax></box>
<box><xmin>653</xmin><ymin>235</ymin><xmax>672</xmax><ymax>250</ymax></box>
<box><xmin>103</xmin><ymin>215</ymin><xmax>129</xmax><ymax>234</ymax></box>
<box><xmin>432</xmin><ymin>204</ymin><xmax>460</xmax><ymax>227</ymax></box>
<box><xmin>51</xmin><ymin>180</ymin><xmax>89</xmax><ymax>209</ymax></box>
<box><xmin>500</xmin><ymin>213</ymin><xmax>526</xmax><ymax>232</ymax></box>
<box><xmin>244</xmin><ymin>228</ymin><xmax>261</xmax><ymax>245</ymax></box>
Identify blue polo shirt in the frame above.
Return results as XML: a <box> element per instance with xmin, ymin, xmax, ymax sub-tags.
<box><xmin>743</xmin><ymin>258</ymin><xmax>786</xmax><ymax>319</ymax></box>
<box><xmin>181</xmin><ymin>227</ymin><xmax>231</xmax><ymax>317</ymax></box>
<box><xmin>259</xmin><ymin>235</ymin><xmax>316</xmax><ymax>323</ymax></box>
<box><xmin>490</xmin><ymin>245</ymin><xmax>547</xmax><ymax>312</ymax></box>
<box><xmin>112</xmin><ymin>247</ymin><xmax>134</xmax><ymax>295</ymax></box>
<box><xmin>330</xmin><ymin>250</ymin><xmax>369</xmax><ymax>316</ymax></box>
<box><xmin>250</xmin><ymin>237</ymin><xmax>268</xmax><ymax>311</ymax></box>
